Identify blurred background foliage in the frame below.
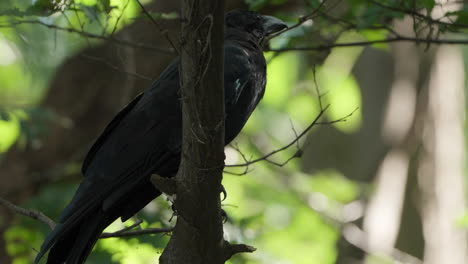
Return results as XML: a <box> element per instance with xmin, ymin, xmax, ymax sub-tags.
<box><xmin>1</xmin><ymin>0</ymin><xmax>468</xmax><ymax>263</ymax></box>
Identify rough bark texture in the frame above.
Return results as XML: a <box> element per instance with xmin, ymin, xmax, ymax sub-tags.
<box><xmin>159</xmin><ymin>1</ymin><xmax>227</xmax><ymax>263</ymax></box>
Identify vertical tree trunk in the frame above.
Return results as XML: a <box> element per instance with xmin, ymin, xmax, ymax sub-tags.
<box><xmin>159</xmin><ymin>1</ymin><xmax>227</xmax><ymax>263</ymax></box>
<box><xmin>419</xmin><ymin>45</ymin><xmax>467</xmax><ymax>264</ymax></box>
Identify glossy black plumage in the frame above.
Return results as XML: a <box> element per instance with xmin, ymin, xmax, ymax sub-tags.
<box><xmin>35</xmin><ymin>10</ymin><xmax>287</xmax><ymax>264</ymax></box>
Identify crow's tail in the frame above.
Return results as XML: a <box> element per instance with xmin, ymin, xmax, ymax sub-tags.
<box><xmin>35</xmin><ymin>179</ymin><xmax>163</xmax><ymax>263</ymax></box>
<box><xmin>35</xmin><ymin>209</ymin><xmax>116</xmax><ymax>264</ymax></box>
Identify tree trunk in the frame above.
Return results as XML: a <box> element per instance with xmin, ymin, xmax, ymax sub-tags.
<box><xmin>159</xmin><ymin>1</ymin><xmax>227</xmax><ymax>263</ymax></box>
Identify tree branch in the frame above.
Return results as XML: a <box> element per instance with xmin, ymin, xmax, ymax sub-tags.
<box><xmin>0</xmin><ymin>196</ymin><xmax>173</xmax><ymax>239</ymax></box>
<box><xmin>0</xmin><ymin>19</ymin><xmax>174</xmax><ymax>54</ymax></box>
<box><xmin>226</xmin><ymin>105</ymin><xmax>329</xmax><ymax>168</ymax></box>
<box><xmin>223</xmin><ymin>241</ymin><xmax>256</xmax><ymax>261</ymax></box>
<box><xmin>268</xmin><ymin>36</ymin><xmax>468</xmax><ymax>52</ymax></box>
<box><xmin>0</xmin><ymin>197</ymin><xmax>56</xmax><ymax>230</ymax></box>
<box><xmin>100</xmin><ymin>227</ymin><xmax>173</xmax><ymax>238</ymax></box>
<box><xmin>134</xmin><ymin>0</ymin><xmax>179</xmax><ymax>53</ymax></box>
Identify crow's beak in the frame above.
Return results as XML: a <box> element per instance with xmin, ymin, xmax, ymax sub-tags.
<box><xmin>261</xmin><ymin>15</ymin><xmax>288</xmax><ymax>35</ymax></box>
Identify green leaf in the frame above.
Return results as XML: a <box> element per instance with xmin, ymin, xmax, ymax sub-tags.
<box><xmin>25</xmin><ymin>0</ymin><xmax>59</xmax><ymax>17</ymax></box>
<box><xmin>419</xmin><ymin>0</ymin><xmax>435</xmax><ymax>10</ymax></box>
<box><xmin>307</xmin><ymin>0</ymin><xmax>322</xmax><ymax>9</ymax></box>
<box><xmin>0</xmin><ymin>7</ymin><xmax>25</xmax><ymax>17</ymax></box>
<box><xmin>0</xmin><ymin>110</ymin><xmax>10</xmax><ymax>121</ymax></box>
<box><xmin>78</xmin><ymin>4</ymin><xmax>100</xmax><ymax>22</ymax></box>
<box><xmin>245</xmin><ymin>0</ymin><xmax>268</xmax><ymax>10</ymax></box>
<box><xmin>359</xmin><ymin>29</ymin><xmax>390</xmax><ymax>50</ymax></box>
<box><xmin>0</xmin><ymin>112</ymin><xmax>20</xmax><ymax>152</ymax></box>
<box><xmin>100</xmin><ymin>0</ymin><xmax>112</xmax><ymax>13</ymax></box>
<box><xmin>263</xmin><ymin>52</ymin><xmax>300</xmax><ymax>109</ymax></box>
<box><xmin>445</xmin><ymin>9</ymin><xmax>468</xmax><ymax>25</ymax></box>
<box><xmin>309</xmin><ymin>169</ymin><xmax>359</xmax><ymax>203</ymax></box>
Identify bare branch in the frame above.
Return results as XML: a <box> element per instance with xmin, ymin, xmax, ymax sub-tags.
<box><xmin>268</xmin><ymin>36</ymin><xmax>468</xmax><ymax>52</ymax></box>
<box><xmin>267</xmin><ymin>0</ymin><xmax>328</xmax><ymax>41</ymax></box>
<box><xmin>134</xmin><ymin>0</ymin><xmax>179</xmax><ymax>53</ymax></box>
<box><xmin>312</xmin><ymin>67</ymin><xmax>323</xmax><ymax>111</ymax></box>
<box><xmin>0</xmin><ymin>196</ymin><xmax>173</xmax><ymax>239</ymax></box>
<box><xmin>0</xmin><ymin>197</ymin><xmax>56</xmax><ymax>230</ymax></box>
<box><xmin>100</xmin><ymin>227</ymin><xmax>173</xmax><ymax>239</ymax></box>
<box><xmin>224</xmin><ymin>241</ymin><xmax>256</xmax><ymax>261</ymax></box>
<box><xmin>368</xmin><ymin>0</ymin><xmax>468</xmax><ymax>29</ymax></box>
<box><xmin>110</xmin><ymin>0</ymin><xmax>132</xmax><ymax>36</ymax></box>
<box><xmin>315</xmin><ymin>107</ymin><xmax>359</xmax><ymax>125</ymax></box>
<box><xmin>226</xmin><ymin>104</ymin><xmax>329</xmax><ymax>168</ymax></box>
<box><xmin>80</xmin><ymin>53</ymin><xmax>152</xmax><ymax>81</ymax></box>
<box><xmin>0</xmin><ymin>20</ymin><xmax>174</xmax><ymax>54</ymax></box>
<box><xmin>151</xmin><ymin>174</ymin><xmax>177</xmax><ymax>195</ymax></box>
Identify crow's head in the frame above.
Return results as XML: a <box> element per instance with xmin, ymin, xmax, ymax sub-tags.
<box><xmin>225</xmin><ymin>10</ymin><xmax>287</xmax><ymax>44</ymax></box>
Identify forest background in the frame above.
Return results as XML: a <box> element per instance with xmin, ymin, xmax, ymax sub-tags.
<box><xmin>0</xmin><ymin>0</ymin><xmax>468</xmax><ymax>263</ymax></box>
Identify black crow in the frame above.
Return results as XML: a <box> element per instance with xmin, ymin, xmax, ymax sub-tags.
<box><xmin>35</xmin><ymin>10</ymin><xmax>287</xmax><ymax>264</ymax></box>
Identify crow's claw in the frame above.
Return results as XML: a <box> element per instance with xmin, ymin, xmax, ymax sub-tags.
<box><xmin>221</xmin><ymin>209</ymin><xmax>229</xmax><ymax>223</ymax></box>
<box><xmin>221</xmin><ymin>185</ymin><xmax>227</xmax><ymax>201</ymax></box>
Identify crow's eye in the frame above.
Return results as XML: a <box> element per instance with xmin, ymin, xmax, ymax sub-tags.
<box><xmin>246</xmin><ymin>23</ymin><xmax>262</xmax><ymax>38</ymax></box>
<box><xmin>252</xmin><ymin>28</ymin><xmax>262</xmax><ymax>38</ymax></box>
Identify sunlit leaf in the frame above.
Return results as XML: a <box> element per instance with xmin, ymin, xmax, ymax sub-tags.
<box><xmin>0</xmin><ymin>113</ymin><xmax>20</xmax><ymax>152</ymax></box>
<box><xmin>263</xmin><ymin>52</ymin><xmax>300</xmax><ymax>109</ymax></box>
<box><xmin>455</xmin><ymin>209</ymin><xmax>468</xmax><ymax>228</ymax></box>
<box><xmin>359</xmin><ymin>29</ymin><xmax>390</xmax><ymax>51</ymax></box>
<box><xmin>419</xmin><ymin>0</ymin><xmax>436</xmax><ymax>10</ymax></box>
<box><xmin>309</xmin><ymin>169</ymin><xmax>359</xmax><ymax>203</ymax></box>
<box><xmin>286</xmin><ymin>92</ymin><xmax>319</xmax><ymax>126</ymax></box>
<box><xmin>326</xmin><ymin>74</ymin><xmax>362</xmax><ymax>133</ymax></box>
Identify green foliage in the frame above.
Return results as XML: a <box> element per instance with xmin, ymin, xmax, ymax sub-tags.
<box><xmin>2</xmin><ymin>0</ymin><xmax>468</xmax><ymax>263</ymax></box>
<box><xmin>446</xmin><ymin>8</ymin><xmax>468</xmax><ymax>25</ymax></box>
<box><xmin>263</xmin><ymin>52</ymin><xmax>301</xmax><ymax>109</ymax></box>
<box><xmin>0</xmin><ymin>113</ymin><xmax>20</xmax><ymax>152</ymax></box>
<box><xmin>244</xmin><ymin>0</ymin><xmax>289</xmax><ymax>10</ymax></box>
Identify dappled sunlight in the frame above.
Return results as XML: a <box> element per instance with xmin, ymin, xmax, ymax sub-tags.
<box><xmin>263</xmin><ymin>52</ymin><xmax>300</xmax><ymax>108</ymax></box>
<box><xmin>0</xmin><ymin>35</ymin><xmax>20</xmax><ymax>66</ymax></box>
<box><xmin>364</xmin><ymin>150</ymin><xmax>409</xmax><ymax>254</ymax></box>
<box><xmin>382</xmin><ymin>79</ymin><xmax>417</xmax><ymax>144</ymax></box>
<box><xmin>2</xmin><ymin>1</ymin><xmax>468</xmax><ymax>263</ymax></box>
<box><xmin>315</xmin><ymin>32</ymin><xmax>364</xmax><ymax>133</ymax></box>
<box><xmin>0</xmin><ymin>114</ymin><xmax>20</xmax><ymax>152</ymax></box>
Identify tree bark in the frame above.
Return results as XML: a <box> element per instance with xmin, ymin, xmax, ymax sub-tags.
<box><xmin>159</xmin><ymin>1</ymin><xmax>227</xmax><ymax>263</ymax></box>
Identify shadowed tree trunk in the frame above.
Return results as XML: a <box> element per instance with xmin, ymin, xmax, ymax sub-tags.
<box><xmin>158</xmin><ymin>1</ymin><xmax>227</xmax><ymax>263</ymax></box>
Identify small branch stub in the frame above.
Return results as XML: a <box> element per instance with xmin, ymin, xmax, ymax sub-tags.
<box><xmin>224</xmin><ymin>241</ymin><xmax>256</xmax><ymax>261</ymax></box>
<box><xmin>151</xmin><ymin>174</ymin><xmax>177</xmax><ymax>195</ymax></box>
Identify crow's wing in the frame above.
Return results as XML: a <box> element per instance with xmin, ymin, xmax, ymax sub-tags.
<box><xmin>81</xmin><ymin>93</ymin><xmax>143</xmax><ymax>175</ymax></box>
<box><xmin>35</xmin><ymin>61</ymin><xmax>182</xmax><ymax>263</ymax></box>
<box><xmin>224</xmin><ymin>42</ymin><xmax>266</xmax><ymax>143</ymax></box>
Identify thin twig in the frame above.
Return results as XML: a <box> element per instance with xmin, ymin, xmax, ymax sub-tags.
<box><xmin>315</xmin><ymin>107</ymin><xmax>359</xmax><ymax>125</ymax></box>
<box><xmin>134</xmin><ymin>0</ymin><xmax>179</xmax><ymax>53</ymax></box>
<box><xmin>312</xmin><ymin>66</ymin><xmax>323</xmax><ymax>111</ymax></box>
<box><xmin>0</xmin><ymin>197</ymin><xmax>56</xmax><ymax>229</ymax></box>
<box><xmin>369</xmin><ymin>0</ymin><xmax>468</xmax><ymax>29</ymax></box>
<box><xmin>268</xmin><ymin>36</ymin><xmax>468</xmax><ymax>52</ymax></box>
<box><xmin>0</xmin><ymin>196</ymin><xmax>173</xmax><ymax>239</ymax></box>
<box><xmin>110</xmin><ymin>0</ymin><xmax>131</xmax><ymax>36</ymax></box>
<box><xmin>80</xmin><ymin>53</ymin><xmax>152</xmax><ymax>80</ymax></box>
<box><xmin>267</xmin><ymin>0</ymin><xmax>328</xmax><ymax>41</ymax></box>
<box><xmin>100</xmin><ymin>227</ymin><xmax>173</xmax><ymax>238</ymax></box>
<box><xmin>0</xmin><ymin>19</ymin><xmax>174</xmax><ymax>54</ymax></box>
<box><xmin>226</xmin><ymin>105</ymin><xmax>330</xmax><ymax>168</ymax></box>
